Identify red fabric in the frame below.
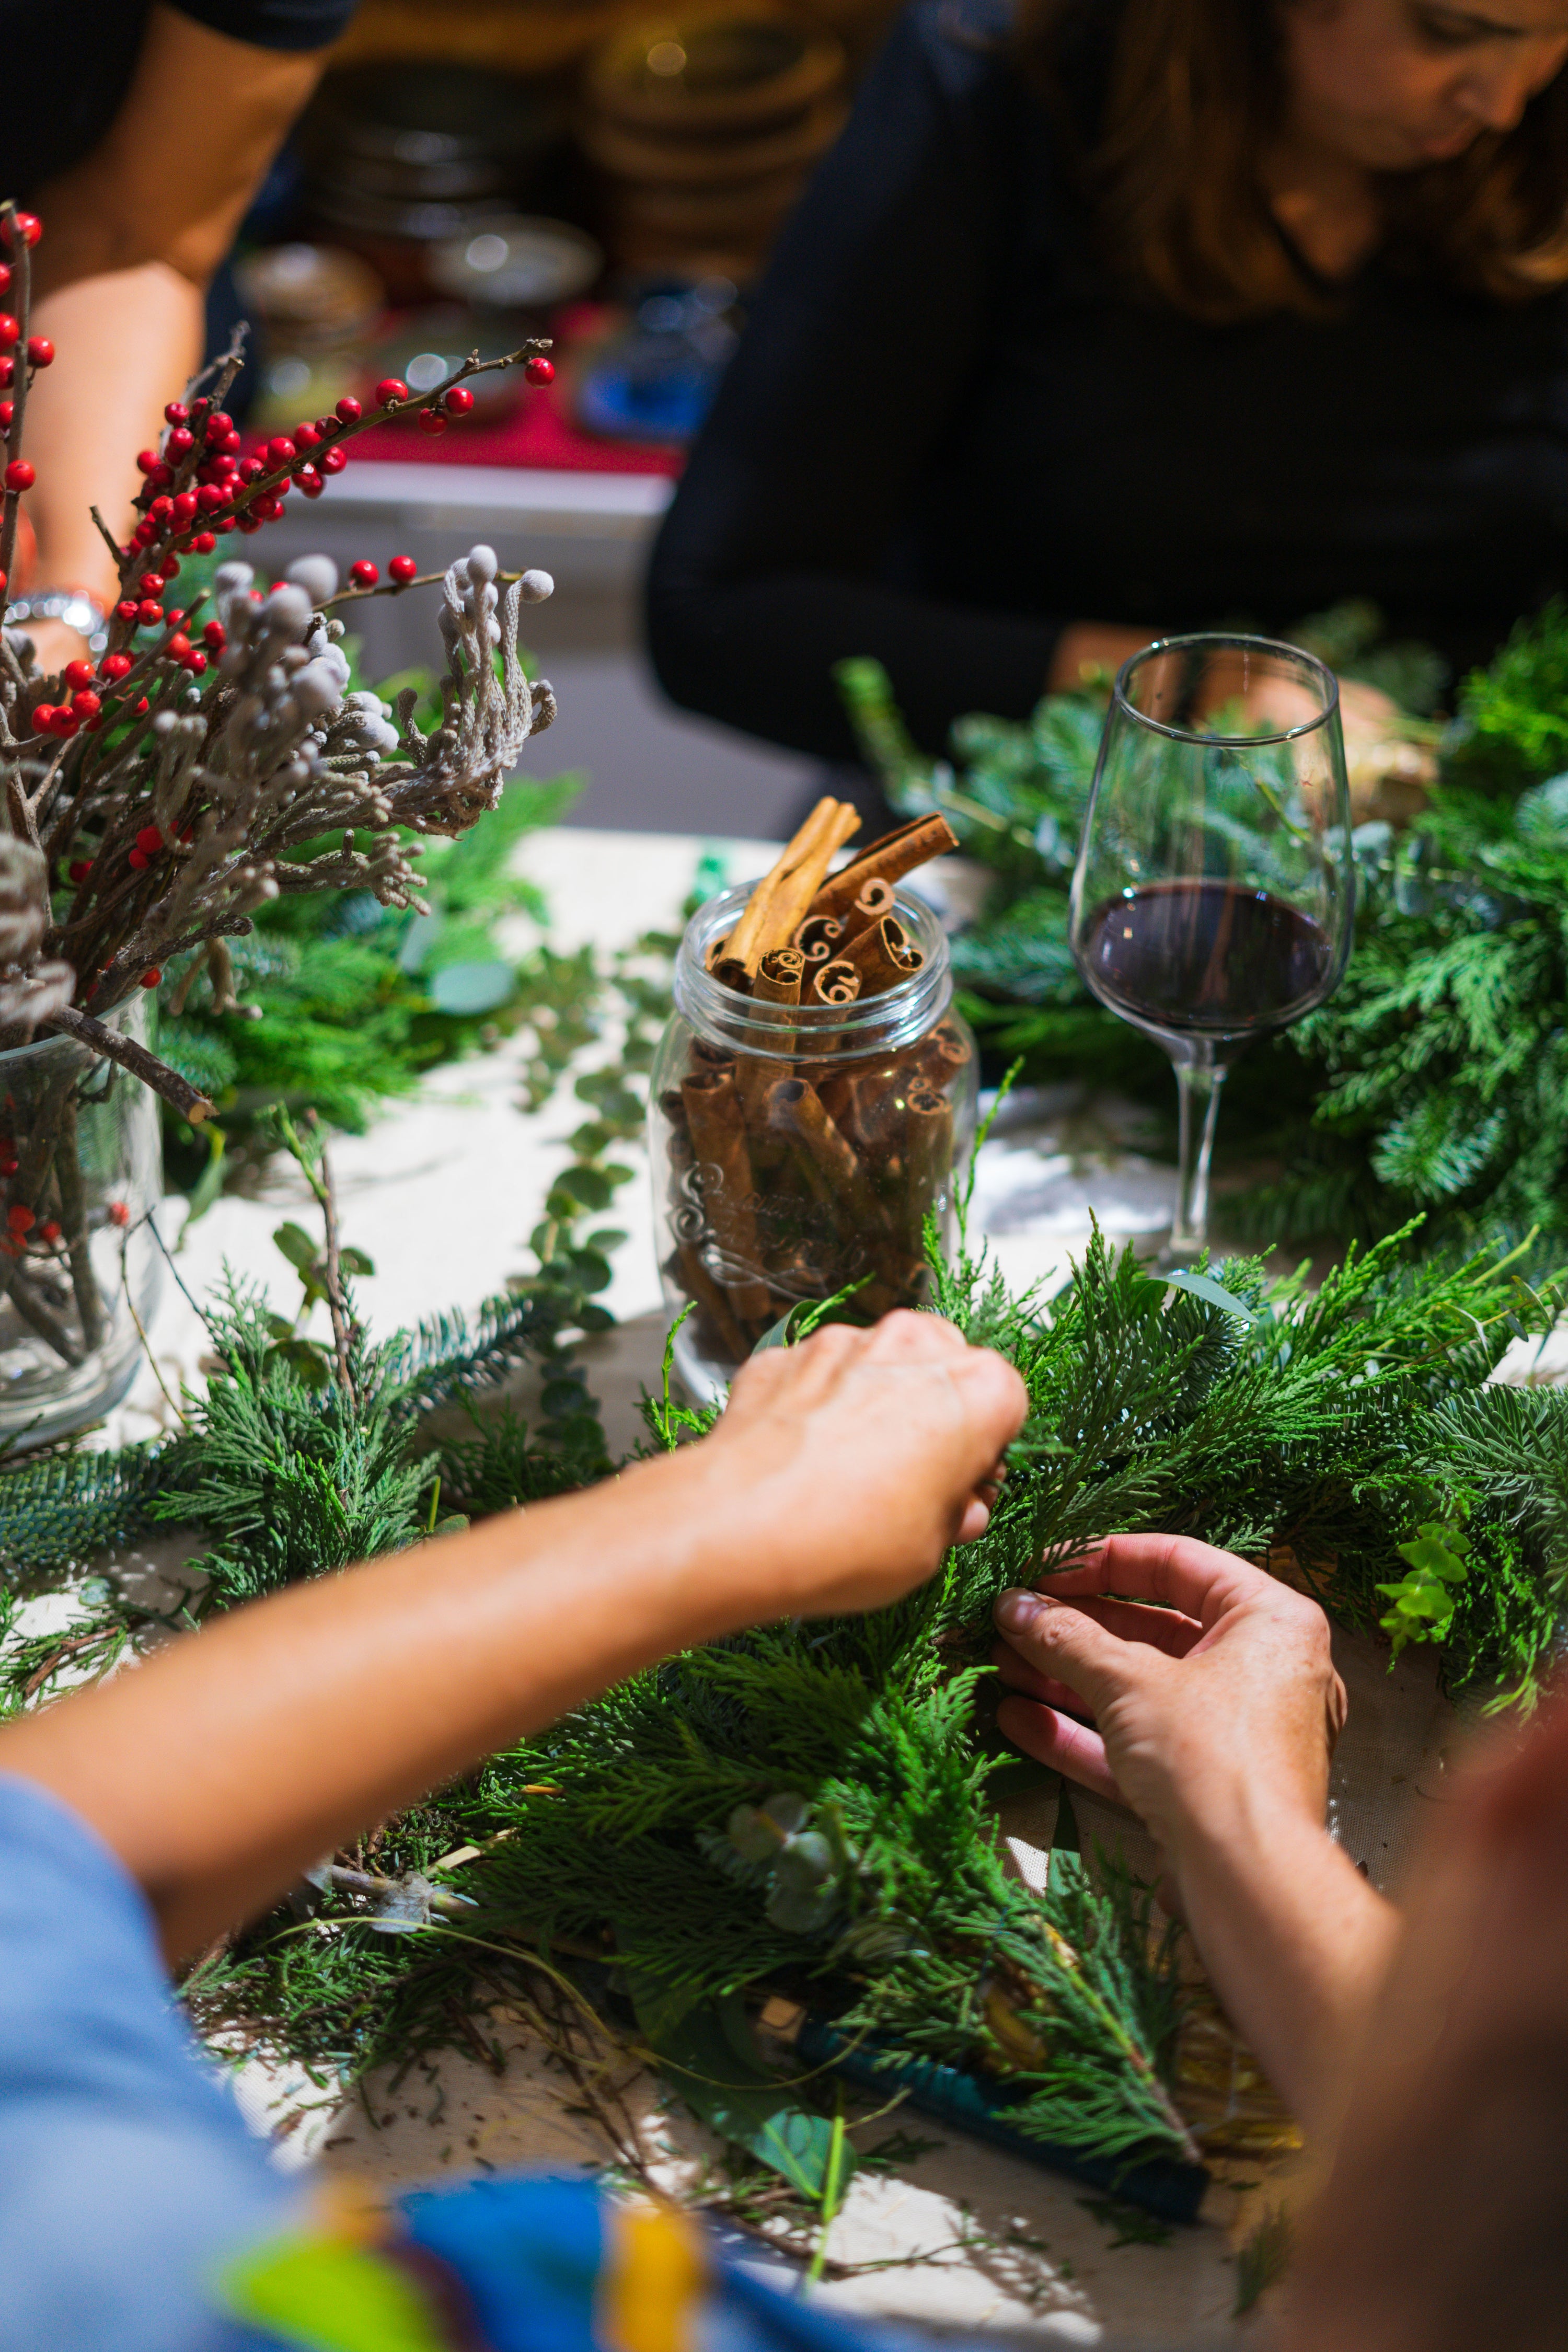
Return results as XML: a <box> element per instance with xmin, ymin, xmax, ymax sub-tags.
<box><xmin>350</xmin><ymin>382</ymin><xmax>683</xmax><ymax>476</ymax></box>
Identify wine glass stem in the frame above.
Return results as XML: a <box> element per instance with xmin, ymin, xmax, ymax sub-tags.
<box><xmin>1168</xmin><ymin>1052</ymin><xmax>1227</xmax><ymax>1264</ymax></box>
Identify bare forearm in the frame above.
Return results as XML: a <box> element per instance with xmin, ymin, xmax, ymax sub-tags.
<box><xmin>1173</xmin><ymin>1801</ymin><xmax>1398</xmax><ymax>2137</ymax></box>
<box><xmin>0</xmin><ymin>1442</ymin><xmax>765</xmax><ymax>1961</ymax></box>
<box><xmin>24</xmin><ymin>267</ymin><xmax>203</xmax><ymax>612</ymax></box>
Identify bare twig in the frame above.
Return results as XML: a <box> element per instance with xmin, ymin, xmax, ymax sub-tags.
<box><xmin>43</xmin><ymin>1003</ymin><xmax>214</xmax><ymax>1124</ymax></box>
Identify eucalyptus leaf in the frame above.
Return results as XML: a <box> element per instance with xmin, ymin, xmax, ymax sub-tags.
<box><xmin>430</xmin><ymin>960</ymin><xmax>516</xmax><ymax>1016</ymax></box>
<box><xmin>1150</xmin><ymin>1269</ymin><xmax>1258</xmax><ymax>1323</ymax></box>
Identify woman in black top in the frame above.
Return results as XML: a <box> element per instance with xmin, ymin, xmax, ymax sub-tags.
<box><xmin>3</xmin><ymin>0</ymin><xmax>356</xmax><ymax>674</ymax></box>
<box><xmin>646</xmin><ymin>0</ymin><xmax>1568</xmax><ymax>772</ymax></box>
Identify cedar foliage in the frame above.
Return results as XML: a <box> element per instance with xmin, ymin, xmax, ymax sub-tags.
<box><xmin>835</xmin><ymin>604</ymin><xmax>1568</xmax><ymax>1250</ymax></box>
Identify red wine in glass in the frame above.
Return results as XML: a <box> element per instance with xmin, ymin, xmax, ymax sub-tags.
<box><xmin>1079</xmin><ymin>879</ymin><xmax>1336</xmax><ymax>1039</ymax></box>
<box><xmin>1069</xmin><ymin>636</ymin><xmax>1353</xmax><ymax>1263</ymax></box>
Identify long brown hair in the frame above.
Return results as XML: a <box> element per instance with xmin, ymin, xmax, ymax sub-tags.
<box><xmin>1018</xmin><ymin>0</ymin><xmax>1568</xmax><ymax>319</ymax></box>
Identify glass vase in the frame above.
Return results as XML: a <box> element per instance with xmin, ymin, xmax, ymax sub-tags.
<box><xmin>0</xmin><ymin>993</ymin><xmax>164</xmax><ymax>1443</ymax></box>
<box><xmin>649</xmin><ymin>882</ymin><xmax>978</xmax><ymax>1401</ymax></box>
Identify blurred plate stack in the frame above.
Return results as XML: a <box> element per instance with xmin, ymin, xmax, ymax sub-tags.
<box><xmin>297</xmin><ymin>63</ymin><xmax>568</xmax><ymax>303</ymax></box>
<box><xmin>580</xmin><ymin>5</ymin><xmax>847</xmax><ymax>275</ymax></box>
<box><xmin>234</xmin><ymin>244</ymin><xmax>387</xmax><ymax>434</ymax></box>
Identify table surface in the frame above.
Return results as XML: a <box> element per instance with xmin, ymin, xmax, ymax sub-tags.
<box><xmin>28</xmin><ymin>826</ymin><xmax>1460</xmax><ymax>2344</ymax></box>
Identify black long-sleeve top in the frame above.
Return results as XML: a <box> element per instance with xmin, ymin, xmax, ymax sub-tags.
<box><xmin>645</xmin><ymin>0</ymin><xmax>1568</xmax><ymax>764</ymax></box>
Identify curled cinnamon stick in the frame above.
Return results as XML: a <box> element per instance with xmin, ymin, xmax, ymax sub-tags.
<box><xmin>717</xmin><ymin>797</ymin><xmax>861</xmax><ymax>978</ymax></box>
<box><xmin>805</xmin><ymin>813</ymin><xmax>959</xmax><ymax>926</ymax></box>
<box><xmin>765</xmin><ymin>1076</ymin><xmax>881</xmax><ymax>1228</ymax></box>
<box><xmin>793</xmin><ymin>914</ymin><xmax>845</xmax><ymax>967</ymax></box>
<box><xmin>918</xmin><ymin>1020</ymin><xmax>972</xmax><ymax>1084</ymax></box>
<box><xmin>739</xmin><ymin>946</ymin><xmax>804</xmax><ymax>1121</ymax></box>
<box><xmin>680</xmin><ymin>1065</ymin><xmax>771</xmax><ymax>1322</ymax></box>
<box><xmin>839</xmin><ymin>914</ymin><xmax>923</xmax><ymax>995</ymax></box>
<box><xmin>808</xmin><ymin>958</ymin><xmax>861</xmax><ymax>1008</ymax></box>
<box><xmin>852</xmin><ymin>876</ymin><xmax>896</xmax><ymax>923</ymax></box>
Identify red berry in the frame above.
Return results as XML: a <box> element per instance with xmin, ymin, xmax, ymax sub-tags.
<box><xmin>417</xmin><ymin>407</ymin><xmax>447</xmax><ymax>435</ymax></box>
<box><xmin>374</xmin><ymin>376</ymin><xmax>409</xmax><ymax>407</ymax></box>
<box><xmin>266</xmin><ymin>436</ymin><xmax>296</xmax><ymax>467</ymax></box>
<box><xmin>139</xmin><ymin>969</ymin><xmax>161</xmax><ymax>988</ymax></box>
<box><xmin>107</xmin><ymin>1201</ymin><xmax>130</xmax><ymax>1227</ymax></box>
<box><xmin>102</xmin><ymin>652</ymin><xmax>132</xmax><ymax>680</ymax></box>
<box><xmin>136</xmin><ymin>824</ymin><xmax>164</xmax><ymax>854</ymax></box>
<box><xmin>0</xmin><ymin>316</ymin><xmax>17</xmax><ymax>349</ymax></box>
<box><xmin>145</xmin><ymin>463</ymin><xmax>174</xmax><ymax>492</ymax></box>
<box><xmin>181</xmin><ymin>649</ymin><xmax>207</xmax><ymax>674</ymax></box>
<box><xmin>294</xmin><ymin>422</ymin><xmax>321</xmax><ymax>449</ymax></box>
<box><xmin>165</xmin><ymin>400</ymin><xmax>190</xmax><ymax>425</ymax></box>
<box><xmin>68</xmin><ymin>860</ymin><xmax>90</xmax><ymax>883</ymax></box>
<box><xmin>294</xmin><ymin>463</ymin><xmax>321</xmax><ymax>492</ymax></box>
<box><xmin>161</xmin><ymin>556</ymin><xmax>180</xmax><ymax>579</ymax></box>
<box><xmin>50</xmin><ymin>709</ymin><xmax>78</xmax><ymax>738</ymax></box>
<box><xmin>137</xmin><ymin>601</ymin><xmax>163</xmax><ymax>628</ymax></box>
<box><xmin>336</xmin><ymin>396</ymin><xmax>362</xmax><ymax>423</ymax></box>
<box><xmin>136</xmin><ymin>447</ymin><xmax>160</xmax><ymax>475</ymax></box>
<box><xmin>7</xmin><ymin>1205</ymin><xmax>34</xmax><ymax>1233</ymax></box>
<box><xmin>389</xmin><ymin>554</ymin><xmax>418</xmax><ymax>584</ymax></box>
<box><xmin>0</xmin><ymin>1157</ymin><xmax>15</xmax><ymax>1177</ymax></box>
<box><xmin>71</xmin><ymin>691</ymin><xmax>100</xmax><ymax>721</ymax></box>
<box><xmin>202</xmin><ymin>620</ymin><xmax>225</xmax><ymax>648</ymax></box>
<box><xmin>197</xmin><ymin>484</ymin><xmax>226</xmax><ymax>513</ymax></box>
<box><xmin>133</xmin><ymin>521</ymin><xmax>156</xmax><ymax>547</ymax></box>
<box><xmin>31</xmin><ymin>704</ymin><xmax>54</xmax><ymax>731</ymax></box>
<box><xmin>39</xmin><ymin>1221</ymin><xmax>60</xmax><ymax>1243</ymax></box>
<box><xmin>236</xmin><ymin>514</ymin><xmax>262</xmax><ymax>534</ymax></box>
<box><xmin>149</xmin><ymin>497</ymin><xmax>174</xmax><ymax>526</ymax></box>
<box><xmin>443</xmin><ymin>384</ymin><xmax>475</xmax><ymax>416</ymax></box>
<box><xmin>166</xmin><ymin>632</ymin><xmax>191</xmax><ymax>659</ymax></box>
<box><xmin>165</xmin><ymin>425</ymin><xmax>194</xmax><ymax>457</ymax></box>
<box><xmin>192</xmin><ymin>531</ymin><xmax>216</xmax><ymax>552</ymax></box>
<box><xmin>252</xmin><ymin>494</ymin><xmax>284</xmax><ymax>522</ymax></box>
<box><xmin>0</xmin><ymin>265</ymin><xmax>9</xmax><ymax>293</ymax></box>
<box><xmin>0</xmin><ymin>359</ymin><xmax>13</xmax><ymax>389</ymax></box>
<box><xmin>25</xmin><ymin>337</ymin><xmax>53</xmax><ymax>368</ymax></box>
<box><xmin>4</xmin><ymin>214</ymin><xmax>42</xmax><ymax>249</ymax></box>
<box><xmin>137</xmin><ymin>572</ymin><xmax>165</xmax><ymax>598</ymax></box>
<box><xmin>166</xmin><ymin>608</ymin><xmax>185</xmax><ymax>626</ymax></box>
<box><xmin>132</xmin><ymin>697</ymin><xmax>149</xmax><ymax>715</ymax></box>
<box><xmin>217</xmin><ymin>428</ymin><xmax>241</xmax><ymax>454</ymax></box>
<box><xmin>524</xmin><ymin>356</ymin><xmax>555</xmax><ymax>387</ymax></box>
<box><xmin>0</xmin><ymin>400</ymin><xmax>14</xmax><ymax>431</ymax></box>
<box><xmin>171</xmin><ymin>490</ymin><xmax>199</xmax><ymax>525</ymax></box>
<box><xmin>349</xmin><ymin>559</ymin><xmax>379</xmax><ymax>588</ymax></box>
<box><xmin>116</xmin><ymin>599</ymin><xmax>140</xmax><ymax>624</ymax></box>
<box><xmin>238</xmin><ymin>456</ymin><xmax>263</xmax><ymax>483</ymax></box>
<box><xmin>319</xmin><ymin>444</ymin><xmax>347</xmax><ymax>475</ymax></box>
<box><xmin>63</xmin><ymin>659</ymin><xmax>95</xmax><ymax>691</ymax></box>
<box><xmin>204</xmin><ymin>410</ymin><xmax>233</xmax><ymax>443</ymax></box>
<box><xmin>4</xmin><ymin>459</ymin><xmax>34</xmax><ymax>491</ymax></box>
<box><xmin>128</xmin><ymin>847</ymin><xmax>148</xmax><ymax>869</ymax></box>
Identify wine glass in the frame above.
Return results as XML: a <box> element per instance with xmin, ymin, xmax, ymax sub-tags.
<box><xmin>1068</xmin><ymin>633</ymin><xmax>1353</xmax><ymax>1265</ymax></box>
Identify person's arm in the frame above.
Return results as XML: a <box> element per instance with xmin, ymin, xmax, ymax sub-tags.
<box><xmin>19</xmin><ymin>4</ymin><xmax>342</xmax><ymax>673</ymax></box>
<box><xmin>0</xmin><ymin>1312</ymin><xmax>1026</xmax><ymax>1963</ymax></box>
<box><xmin>992</xmin><ymin>1535</ymin><xmax>1399</xmax><ymax>2137</ymax></box>
<box><xmin>645</xmin><ymin>4</ymin><xmax>1067</xmax><ymax>764</ymax></box>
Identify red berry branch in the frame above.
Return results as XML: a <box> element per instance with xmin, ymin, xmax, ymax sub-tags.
<box><xmin>0</xmin><ymin>191</ymin><xmax>562</xmax><ymax>1374</ymax></box>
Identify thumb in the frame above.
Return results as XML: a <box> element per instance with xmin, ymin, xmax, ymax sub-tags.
<box><xmin>993</xmin><ymin>1588</ymin><xmax>1137</xmax><ymax>1717</ymax></box>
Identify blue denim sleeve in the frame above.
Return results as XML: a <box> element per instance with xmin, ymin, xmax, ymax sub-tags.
<box><xmin>0</xmin><ymin>1772</ymin><xmax>294</xmax><ymax>2352</ymax></box>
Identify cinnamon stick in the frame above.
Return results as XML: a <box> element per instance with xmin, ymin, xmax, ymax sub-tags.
<box><xmin>839</xmin><ymin>914</ymin><xmax>923</xmax><ymax>995</ymax></box>
<box><xmin>680</xmin><ymin>1065</ymin><xmax>771</xmax><ymax>1321</ymax></box>
<box><xmin>804</xmin><ymin>814</ymin><xmax>959</xmax><ymax>925</ymax></box>
<box><xmin>765</xmin><ymin>1077</ymin><xmax>881</xmax><ymax>1229</ymax></box>
<box><xmin>793</xmin><ymin>913</ymin><xmax>845</xmax><ymax>967</ymax></box>
<box><xmin>808</xmin><ymin>958</ymin><xmax>861</xmax><ymax>1008</ymax></box>
<box><xmin>718</xmin><ymin>797</ymin><xmax>860</xmax><ymax>978</ymax></box>
<box><xmin>739</xmin><ymin>946</ymin><xmax>804</xmax><ymax>1120</ymax></box>
<box><xmin>851</xmin><ymin>875</ymin><xmax>896</xmax><ymax>923</ymax></box>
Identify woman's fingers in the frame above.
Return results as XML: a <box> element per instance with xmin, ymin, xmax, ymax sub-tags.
<box><xmin>995</xmin><ymin>1695</ymin><xmax>1125</xmax><ymax>1804</ymax></box>
<box><xmin>1036</xmin><ymin>1532</ymin><xmax>1273</xmax><ymax>1624</ymax></box>
<box><xmin>1045</xmin><ymin>1592</ymin><xmax>1204</xmax><ymax>1656</ymax></box>
<box><xmin>994</xmin><ymin>1588</ymin><xmax>1140</xmax><ymax>1721</ymax></box>
<box><xmin>991</xmin><ymin>1641</ymin><xmax>1091</xmax><ymax>1715</ymax></box>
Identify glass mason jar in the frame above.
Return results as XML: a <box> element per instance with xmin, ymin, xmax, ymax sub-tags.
<box><xmin>0</xmin><ymin>993</ymin><xmax>164</xmax><ymax>1443</ymax></box>
<box><xmin>649</xmin><ymin>882</ymin><xmax>978</xmax><ymax>1400</ymax></box>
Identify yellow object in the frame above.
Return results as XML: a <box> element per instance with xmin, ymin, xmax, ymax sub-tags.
<box><xmin>599</xmin><ymin>2200</ymin><xmax>709</xmax><ymax>2352</ymax></box>
<box><xmin>217</xmin><ymin>2232</ymin><xmax>448</xmax><ymax>2352</ymax></box>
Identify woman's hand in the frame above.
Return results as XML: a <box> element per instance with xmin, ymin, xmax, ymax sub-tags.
<box><xmin>992</xmin><ymin>1532</ymin><xmax>1346</xmax><ymax>1869</ymax></box>
<box><xmin>992</xmin><ymin>1535</ymin><xmax>1394</xmax><ymax>2131</ymax></box>
<box><xmin>698</xmin><ymin>1309</ymin><xmax>1029</xmax><ymax>1619</ymax></box>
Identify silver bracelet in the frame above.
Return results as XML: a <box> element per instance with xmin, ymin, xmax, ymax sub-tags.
<box><xmin>4</xmin><ymin>587</ymin><xmax>109</xmax><ymax>654</ymax></box>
